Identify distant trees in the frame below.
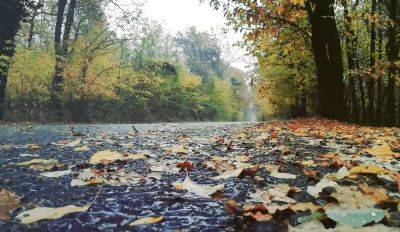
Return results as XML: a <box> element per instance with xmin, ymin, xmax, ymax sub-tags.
<box><xmin>1</xmin><ymin>0</ymin><xmax>246</xmax><ymax>122</ymax></box>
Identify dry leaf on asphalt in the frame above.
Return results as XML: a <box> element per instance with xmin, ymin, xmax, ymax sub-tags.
<box><xmin>172</xmin><ymin>176</ymin><xmax>224</xmax><ymax>197</ymax></box>
<box><xmin>40</xmin><ymin>170</ymin><xmax>71</xmax><ymax>178</ymax></box>
<box><xmin>17</xmin><ymin>159</ymin><xmax>58</xmax><ymax>166</ymax></box>
<box><xmin>16</xmin><ymin>205</ymin><xmax>89</xmax><ymax>224</ymax></box>
<box><xmin>89</xmin><ymin>150</ymin><xmax>125</xmax><ymax>164</ymax></box>
<box><xmin>129</xmin><ymin>216</ymin><xmax>164</xmax><ymax>226</ymax></box>
<box><xmin>211</xmin><ymin>168</ymin><xmax>243</xmax><ymax>180</ymax></box>
<box><xmin>65</xmin><ymin>138</ymin><xmax>81</xmax><ymax>148</ymax></box>
<box><xmin>0</xmin><ymin>189</ymin><xmax>21</xmax><ymax>221</ymax></box>
<box><xmin>270</xmin><ymin>172</ymin><xmax>297</xmax><ymax>179</ymax></box>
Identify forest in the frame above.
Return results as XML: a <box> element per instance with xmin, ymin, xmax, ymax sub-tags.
<box><xmin>1</xmin><ymin>0</ymin><xmax>399</xmax><ymax>126</ymax></box>
<box><xmin>0</xmin><ymin>0</ymin><xmax>248</xmax><ymax>122</ymax></box>
<box><xmin>207</xmin><ymin>0</ymin><xmax>400</xmax><ymax>127</ymax></box>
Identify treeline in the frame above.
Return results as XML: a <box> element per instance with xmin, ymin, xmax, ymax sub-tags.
<box><xmin>0</xmin><ymin>0</ymin><xmax>246</xmax><ymax>122</ymax></box>
<box><xmin>208</xmin><ymin>0</ymin><xmax>400</xmax><ymax>126</ymax></box>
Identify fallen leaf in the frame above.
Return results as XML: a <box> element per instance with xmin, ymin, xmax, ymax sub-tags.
<box><xmin>365</xmin><ymin>144</ymin><xmax>398</xmax><ymax>160</ymax></box>
<box><xmin>211</xmin><ymin>168</ymin><xmax>243</xmax><ymax>180</ymax></box>
<box><xmin>126</xmin><ymin>153</ymin><xmax>147</xmax><ymax>160</ymax></box>
<box><xmin>172</xmin><ymin>145</ymin><xmax>189</xmax><ymax>154</ymax></box>
<box><xmin>129</xmin><ymin>216</ymin><xmax>164</xmax><ymax>226</ymax></box>
<box><xmin>290</xmin><ymin>202</ymin><xmax>321</xmax><ymax>212</ymax></box>
<box><xmin>331</xmin><ymin>186</ymin><xmax>376</xmax><ymax>208</ymax></box>
<box><xmin>301</xmin><ymin>160</ymin><xmax>315</xmax><ymax>166</ymax></box>
<box><xmin>74</xmin><ymin>146</ymin><xmax>89</xmax><ymax>152</ymax></box>
<box><xmin>90</xmin><ymin>150</ymin><xmax>124</xmax><ymax>164</ymax></box>
<box><xmin>16</xmin><ymin>159</ymin><xmax>64</xmax><ymax>171</ymax></box>
<box><xmin>0</xmin><ymin>189</ymin><xmax>21</xmax><ymax>221</ymax></box>
<box><xmin>307</xmin><ymin>178</ymin><xmax>338</xmax><ymax>197</ymax></box>
<box><xmin>19</xmin><ymin>153</ymin><xmax>38</xmax><ymax>158</ymax></box>
<box><xmin>177</xmin><ymin>161</ymin><xmax>194</xmax><ymax>171</ymax></box>
<box><xmin>270</xmin><ymin>172</ymin><xmax>297</xmax><ymax>179</ymax></box>
<box><xmin>303</xmin><ymin>169</ymin><xmax>318</xmax><ymax>178</ymax></box>
<box><xmin>244</xmin><ymin>211</ymin><xmax>272</xmax><ymax>221</ymax></box>
<box><xmin>290</xmin><ymin>220</ymin><xmax>398</xmax><ymax>232</ymax></box>
<box><xmin>16</xmin><ymin>205</ymin><xmax>89</xmax><ymax>224</ymax></box>
<box><xmin>234</xmin><ymin>155</ymin><xmax>250</xmax><ymax>162</ymax></box>
<box><xmin>326</xmin><ymin>207</ymin><xmax>386</xmax><ymax>228</ymax></box>
<box><xmin>265</xmin><ymin>203</ymin><xmax>290</xmax><ymax>214</ymax></box>
<box><xmin>326</xmin><ymin>166</ymin><xmax>350</xmax><ymax>180</ymax></box>
<box><xmin>172</xmin><ymin>176</ymin><xmax>224</xmax><ymax>197</ymax></box>
<box><xmin>17</xmin><ymin>159</ymin><xmax>58</xmax><ymax>166</ymax></box>
<box><xmin>358</xmin><ymin>183</ymin><xmax>388</xmax><ymax>204</ymax></box>
<box><xmin>349</xmin><ymin>164</ymin><xmax>390</xmax><ymax>175</ymax></box>
<box><xmin>150</xmin><ymin>162</ymin><xmax>180</xmax><ymax>174</ymax></box>
<box><xmin>65</xmin><ymin>138</ymin><xmax>81</xmax><ymax>147</ymax></box>
<box><xmin>40</xmin><ymin>170</ymin><xmax>72</xmax><ymax>178</ymax></box>
<box><xmin>27</xmin><ymin>144</ymin><xmax>41</xmax><ymax>150</ymax></box>
<box><xmin>261</xmin><ymin>164</ymin><xmax>280</xmax><ymax>173</ymax></box>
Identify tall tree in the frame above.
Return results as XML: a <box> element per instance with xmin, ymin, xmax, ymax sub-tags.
<box><xmin>52</xmin><ymin>0</ymin><xmax>77</xmax><ymax>117</ymax></box>
<box><xmin>375</xmin><ymin>0</ymin><xmax>384</xmax><ymax>125</ymax></box>
<box><xmin>0</xmin><ymin>0</ymin><xmax>32</xmax><ymax>119</ymax></box>
<box><xmin>384</xmin><ymin>0</ymin><xmax>399</xmax><ymax>126</ymax></box>
<box><xmin>341</xmin><ymin>0</ymin><xmax>360</xmax><ymax>123</ymax></box>
<box><xmin>367</xmin><ymin>0</ymin><xmax>377</xmax><ymax>124</ymax></box>
<box><xmin>306</xmin><ymin>0</ymin><xmax>346</xmax><ymax>120</ymax></box>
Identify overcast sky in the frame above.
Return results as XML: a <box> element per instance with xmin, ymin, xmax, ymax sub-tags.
<box><xmin>142</xmin><ymin>0</ymin><xmax>249</xmax><ymax>71</ymax></box>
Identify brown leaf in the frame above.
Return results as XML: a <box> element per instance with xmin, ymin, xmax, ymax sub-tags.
<box><xmin>0</xmin><ymin>189</ymin><xmax>21</xmax><ymax>221</ymax></box>
<box><xmin>303</xmin><ymin>169</ymin><xmax>318</xmax><ymax>178</ymax></box>
<box><xmin>244</xmin><ymin>211</ymin><xmax>273</xmax><ymax>221</ymax></box>
<box><xmin>358</xmin><ymin>183</ymin><xmax>388</xmax><ymax>204</ymax></box>
<box><xmin>177</xmin><ymin>161</ymin><xmax>194</xmax><ymax>171</ymax></box>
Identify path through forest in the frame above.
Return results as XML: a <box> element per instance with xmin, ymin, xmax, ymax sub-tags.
<box><xmin>0</xmin><ymin>119</ymin><xmax>399</xmax><ymax>231</ymax></box>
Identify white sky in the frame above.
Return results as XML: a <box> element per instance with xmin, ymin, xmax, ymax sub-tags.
<box><xmin>142</xmin><ymin>0</ymin><xmax>249</xmax><ymax>71</ymax></box>
<box><xmin>143</xmin><ymin>0</ymin><xmax>225</xmax><ymax>33</ymax></box>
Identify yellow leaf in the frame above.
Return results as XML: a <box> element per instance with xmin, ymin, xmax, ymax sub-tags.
<box><xmin>364</xmin><ymin>144</ymin><xmax>398</xmax><ymax>160</ymax></box>
<box><xmin>129</xmin><ymin>216</ymin><xmax>164</xmax><ymax>226</ymax></box>
<box><xmin>89</xmin><ymin>150</ymin><xmax>124</xmax><ymax>164</ymax></box>
<box><xmin>74</xmin><ymin>146</ymin><xmax>89</xmax><ymax>152</ymax></box>
<box><xmin>17</xmin><ymin>159</ymin><xmax>58</xmax><ymax>166</ymax></box>
<box><xmin>349</xmin><ymin>164</ymin><xmax>390</xmax><ymax>174</ymax></box>
<box><xmin>16</xmin><ymin>205</ymin><xmax>89</xmax><ymax>224</ymax></box>
<box><xmin>126</xmin><ymin>153</ymin><xmax>147</xmax><ymax>160</ymax></box>
<box><xmin>290</xmin><ymin>202</ymin><xmax>321</xmax><ymax>212</ymax></box>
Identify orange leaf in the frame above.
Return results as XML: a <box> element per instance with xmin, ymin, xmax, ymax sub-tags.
<box><xmin>177</xmin><ymin>161</ymin><xmax>194</xmax><ymax>171</ymax></box>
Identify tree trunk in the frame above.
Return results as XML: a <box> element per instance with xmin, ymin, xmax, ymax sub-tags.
<box><xmin>375</xmin><ymin>0</ymin><xmax>384</xmax><ymax>125</ymax></box>
<box><xmin>309</xmin><ymin>0</ymin><xmax>346</xmax><ymax>120</ymax></box>
<box><xmin>367</xmin><ymin>0</ymin><xmax>377</xmax><ymax>124</ymax></box>
<box><xmin>358</xmin><ymin>76</ymin><xmax>367</xmax><ymax>123</ymax></box>
<box><xmin>385</xmin><ymin>0</ymin><xmax>399</xmax><ymax>126</ymax></box>
<box><xmin>341</xmin><ymin>0</ymin><xmax>359</xmax><ymax>123</ymax></box>
<box><xmin>51</xmin><ymin>0</ymin><xmax>67</xmax><ymax>114</ymax></box>
<box><xmin>52</xmin><ymin>0</ymin><xmax>77</xmax><ymax>117</ymax></box>
<box><xmin>0</xmin><ymin>1</ymin><xmax>25</xmax><ymax>120</ymax></box>
<box><xmin>27</xmin><ymin>1</ymin><xmax>43</xmax><ymax>48</ymax></box>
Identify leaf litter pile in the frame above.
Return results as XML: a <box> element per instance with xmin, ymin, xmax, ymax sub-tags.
<box><xmin>0</xmin><ymin>118</ymin><xmax>400</xmax><ymax>231</ymax></box>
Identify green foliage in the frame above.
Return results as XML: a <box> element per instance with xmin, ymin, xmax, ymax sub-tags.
<box><xmin>2</xmin><ymin>1</ymin><xmax>247</xmax><ymax>122</ymax></box>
